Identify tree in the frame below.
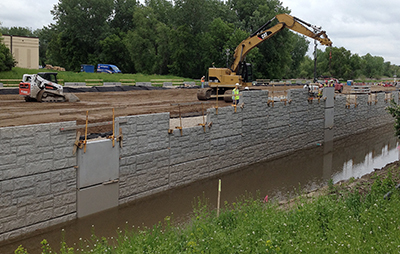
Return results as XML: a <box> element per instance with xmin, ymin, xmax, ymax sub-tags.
<box><xmin>111</xmin><ymin>0</ymin><xmax>138</xmax><ymax>32</ymax></box>
<box><xmin>0</xmin><ymin>33</ymin><xmax>16</xmax><ymax>71</ymax></box>
<box><xmin>172</xmin><ymin>0</ymin><xmax>209</xmax><ymax>34</ymax></box>
<box><xmin>48</xmin><ymin>0</ymin><xmax>114</xmax><ymax>70</ymax></box>
<box><xmin>168</xmin><ymin>25</ymin><xmax>197</xmax><ymax>77</ymax></box>
<box><xmin>298</xmin><ymin>56</ymin><xmax>313</xmax><ymax>79</ymax></box>
<box><xmin>361</xmin><ymin>53</ymin><xmax>384</xmax><ymax>79</ymax></box>
<box><xmin>0</xmin><ymin>26</ymin><xmax>35</xmax><ymax>36</ymax></box>
<box><xmin>386</xmin><ymin>100</ymin><xmax>400</xmax><ymax>139</ymax></box>
<box><xmin>125</xmin><ymin>5</ymin><xmax>171</xmax><ymax>74</ymax></box>
<box><xmin>229</xmin><ymin>1</ymin><xmax>293</xmax><ymax>79</ymax></box>
<box><xmin>99</xmin><ymin>33</ymin><xmax>134</xmax><ymax>73</ymax></box>
<box><xmin>286</xmin><ymin>34</ymin><xmax>309</xmax><ymax>78</ymax></box>
<box><xmin>349</xmin><ymin>53</ymin><xmax>361</xmax><ymax>79</ymax></box>
<box><xmin>146</xmin><ymin>0</ymin><xmax>174</xmax><ymax>25</ymax></box>
<box><xmin>206</xmin><ymin>18</ymin><xmax>235</xmax><ymax>68</ymax></box>
<box><xmin>329</xmin><ymin>47</ymin><xmax>352</xmax><ymax>80</ymax></box>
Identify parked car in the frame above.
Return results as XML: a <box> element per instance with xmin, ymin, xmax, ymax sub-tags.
<box><xmin>97</xmin><ymin>64</ymin><xmax>122</xmax><ymax>74</ymax></box>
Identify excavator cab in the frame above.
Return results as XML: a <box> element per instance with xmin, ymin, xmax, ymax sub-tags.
<box><xmin>237</xmin><ymin>62</ymin><xmax>253</xmax><ymax>83</ymax></box>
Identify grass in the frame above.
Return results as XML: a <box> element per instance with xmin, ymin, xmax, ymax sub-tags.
<box><xmin>0</xmin><ymin>67</ymin><xmax>196</xmax><ymax>86</ymax></box>
<box><xmin>14</xmin><ymin>167</ymin><xmax>400</xmax><ymax>253</ymax></box>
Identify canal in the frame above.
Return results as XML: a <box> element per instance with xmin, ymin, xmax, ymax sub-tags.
<box><xmin>1</xmin><ymin>124</ymin><xmax>398</xmax><ymax>253</ymax></box>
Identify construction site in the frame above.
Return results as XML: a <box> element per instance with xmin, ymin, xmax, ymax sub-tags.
<box><xmin>0</xmin><ymin>80</ymin><xmax>398</xmax><ymax>245</ymax></box>
<box><xmin>0</xmin><ymin>82</ymin><xmax>396</xmax><ymax>131</ymax></box>
<box><xmin>1</xmin><ymin>10</ymin><xmax>400</xmax><ymax>251</ymax></box>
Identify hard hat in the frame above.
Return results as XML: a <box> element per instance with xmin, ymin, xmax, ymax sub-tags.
<box><xmin>235</xmin><ymin>83</ymin><xmax>239</xmax><ymax>86</ymax></box>
<box><xmin>245</xmin><ymin>87</ymin><xmax>249</xmax><ymax>90</ymax></box>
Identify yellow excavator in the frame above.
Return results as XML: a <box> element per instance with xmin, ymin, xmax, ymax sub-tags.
<box><xmin>197</xmin><ymin>13</ymin><xmax>332</xmax><ymax>101</ymax></box>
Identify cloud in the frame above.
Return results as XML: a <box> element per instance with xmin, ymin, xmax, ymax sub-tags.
<box><xmin>283</xmin><ymin>0</ymin><xmax>400</xmax><ymax>64</ymax></box>
<box><xmin>0</xmin><ymin>0</ymin><xmax>56</xmax><ymax>30</ymax></box>
<box><xmin>1</xmin><ymin>0</ymin><xmax>399</xmax><ymax>64</ymax></box>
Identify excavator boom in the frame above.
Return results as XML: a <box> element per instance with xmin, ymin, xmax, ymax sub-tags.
<box><xmin>231</xmin><ymin>13</ymin><xmax>332</xmax><ymax>73</ymax></box>
<box><xmin>198</xmin><ymin>13</ymin><xmax>332</xmax><ymax>101</ymax></box>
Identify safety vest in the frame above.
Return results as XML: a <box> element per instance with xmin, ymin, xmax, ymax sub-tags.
<box><xmin>232</xmin><ymin>88</ymin><xmax>239</xmax><ymax>100</ymax></box>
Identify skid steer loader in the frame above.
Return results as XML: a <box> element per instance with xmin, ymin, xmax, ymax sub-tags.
<box><xmin>19</xmin><ymin>72</ymin><xmax>79</xmax><ymax>102</ymax></box>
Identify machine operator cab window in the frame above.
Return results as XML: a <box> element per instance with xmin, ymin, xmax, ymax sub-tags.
<box><xmin>237</xmin><ymin>62</ymin><xmax>253</xmax><ymax>83</ymax></box>
<box><xmin>38</xmin><ymin>72</ymin><xmax>58</xmax><ymax>84</ymax></box>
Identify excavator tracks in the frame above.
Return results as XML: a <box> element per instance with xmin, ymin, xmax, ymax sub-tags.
<box><xmin>197</xmin><ymin>88</ymin><xmax>212</xmax><ymax>100</ymax></box>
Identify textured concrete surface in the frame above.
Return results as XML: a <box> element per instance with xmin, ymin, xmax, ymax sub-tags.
<box><xmin>0</xmin><ymin>88</ymin><xmax>397</xmax><ymax>241</ymax></box>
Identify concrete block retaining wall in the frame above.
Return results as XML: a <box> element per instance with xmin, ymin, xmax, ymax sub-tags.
<box><xmin>0</xmin><ymin>122</ymin><xmax>77</xmax><ymax>242</ymax></box>
<box><xmin>0</xmin><ymin>88</ymin><xmax>397</xmax><ymax>241</ymax></box>
<box><xmin>334</xmin><ymin>92</ymin><xmax>398</xmax><ymax>139</ymax></box>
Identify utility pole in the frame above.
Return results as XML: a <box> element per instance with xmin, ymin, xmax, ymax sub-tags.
<box><xmin>225</xmin><ymin>49</ymin><xmax>230</xmax><ymax>68</ymax></box>
<box><xmin>313</xmin><ymin>39</ymin><xmax>317</xmax><ymax>82</ymax></box>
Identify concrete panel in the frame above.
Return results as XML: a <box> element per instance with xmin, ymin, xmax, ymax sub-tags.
<box><xmin>324</xmin><ymin>129</ymin><xmax>334</xmax><ymax>144</ymax></box>
<box><xmin>104</xmin><ymin>82</ymin><xmax>122</xmax><ymax>86</ymax></box>
<box><xmin>325</xmin><ymin>108</ymin><xmax>334</xmax><ymax>129</ymax></box>
<box><xmin>64</xmin><ymin>82</ymin><xmax>86</xmax><ymax>87</ymax></box>
<box><xmin>136</xmin><ymin>82</ymin><xmax>152</xmax><ymax>87</ymax></box>
<box><xmin>324</xmin><ymin>87</ymin><xmax>334</xmax><ymax>108</ymax></box>
<box><xmin>77</xmin><ymin>182</ymin><xmax>119</xmax><ymax>218</ymax></box>
<box><xmin>77</xmin><ymin>139</ymin><xmax>119</xmax><ymax>188</ymax></box>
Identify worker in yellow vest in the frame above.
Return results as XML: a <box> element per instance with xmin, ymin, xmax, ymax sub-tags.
<box><xmin>232</xmin><ymin>83</ymin><xmax>240</xmax><ymax>105</ymax></box>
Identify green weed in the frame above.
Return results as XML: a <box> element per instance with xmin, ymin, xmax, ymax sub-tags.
<box><xmin>15</xmin><ymin>168</ymin><xmax>400</xmax><ymax>253</ymax></box>
<box><xmin>0</xmin><ymin>67</ymin><xmax>195</xmax><ymax>84</ymax></box>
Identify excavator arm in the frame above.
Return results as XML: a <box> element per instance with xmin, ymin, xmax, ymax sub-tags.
<box><xmin>198</xmin><ymin>13</ymin><xmax>332</xmax><ymax>101</ymax></box>
<box><xmin>231</xmin><ymin>13</ymin><xmax>332</xmax><ymax>73</ymax></box>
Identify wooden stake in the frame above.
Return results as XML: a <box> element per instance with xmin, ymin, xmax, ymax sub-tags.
<box><xmin>84</xmin><ymin>111</ymin><xmax>88</xmax><ymax>153</ymax></box>
<box><xmin>112</xmin><ymin>108</ymin><xmax>115</xmax><ymax>147</ymax></box>
<box><xmin>175</xmin><ymin>104</ymin><xmax>183</xmax><ymax>136</ymax></box>
<box><xmin>215</xmin><ymin>85</ymin><xmax>219</xmax><ymax>115</ymax></box>
<box><xmin>217</xmin><ymin>179</ymin><xmax>221</xmax><ymax>217</ymax></box>
<box><xmin>201</xmin><ymin>103</ymin><xmax>206</xmax><ymax>132</ymax></box>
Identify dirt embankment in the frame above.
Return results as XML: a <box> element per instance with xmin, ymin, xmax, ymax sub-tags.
<box><xmin>0</xmin><ymin>84</ymin><xmax>396</xmax><ymax>134</ymax></box>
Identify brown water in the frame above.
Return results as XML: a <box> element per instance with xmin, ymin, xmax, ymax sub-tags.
<box><xmin>1</xmin><ymin>125</ymin><xmax>398</xmax><ymax>253</ymax></box>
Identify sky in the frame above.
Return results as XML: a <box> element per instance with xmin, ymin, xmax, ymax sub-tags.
<box><xmin>1</xmin><ymin>0</ymin><xmax>400</xmax><ymax>65</ymax></box>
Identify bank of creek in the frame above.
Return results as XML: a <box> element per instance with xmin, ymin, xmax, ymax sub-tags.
<box><xmin>0</xmin><ymin>123</ymin><xmax>398</xmax><ymax>253</ymax></box>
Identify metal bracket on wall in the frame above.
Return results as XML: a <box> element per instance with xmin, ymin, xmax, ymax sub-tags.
<box><xmin>197</xmin><ymin>103</ymin><xmax>206</xmax><ymax>132</ymax></box>
<box><xmin>73</xmin><ymin>131</ymin><xmax>84</xmax><ymax>155</ymax></box>
<box><xmin>307</xmin><ymin>97</ymin><xmax>321</xmax><ymax>103</ymax></box>
<box><xmin>116</xmin><ymin>127</ymin><xmax>123</xmax><ymax>148</ymax></box>
<box><xmin>346</xmin><ymin>95</ymin><xmax>358</xmax><ymax>108</ymax></box>
<box><xmin>384</xmin><ymin>93</ymin><xmax>392</xmax><ymax>103</ymax></box>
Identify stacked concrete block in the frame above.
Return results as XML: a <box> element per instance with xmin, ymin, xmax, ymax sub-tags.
<box><xmin>333</xmin><ymin>92</ymin><xmax>395</xmax><ymax>140</ymax></box>
<box><xmin>207</xmin><ymin>106</ymin><xmax>244</xmax><ymax>174</ymax></box>
<box><xmin>0</xmin><ymin>122</ymin><xmax>77</xmax><ymax>242</ymax></box>
<box><xmin>118</xmin><ymin>113</ymin><xmax>170</xmax><ymax>204</ymax></box>
<box><xmin>288</xmin><ymin>89</ymin><xmax>324</xmax><ymax>150</ymax></box>
<box><xmin>239</xmin><ymin>90</ymin><xmax>269</xmax><ymax>163</ymax></box>
<box><xmin>169</xmin><ymin>126</ymin><xmax>210</xmax><ymax>187</ymax></box>
<box><xmin>0</xmin><ymin>87</ymin><xmax>396</xmax><ymax>241</ymax></box>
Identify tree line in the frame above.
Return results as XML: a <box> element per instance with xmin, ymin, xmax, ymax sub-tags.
<box><xmin>1</xmin><ymin>0</ymin><xmax>399</xmax><ymax>80</ymax></box>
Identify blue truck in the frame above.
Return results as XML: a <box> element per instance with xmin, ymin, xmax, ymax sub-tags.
<box><xmin>96</xmin><ymin>64</ymin><xmax>122</xmax><ymax>74</ymax></box>
<box><xmin>81</xmin><ymin>64</ymin><xmax>95</xmax><ymax>73</ymax></box>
